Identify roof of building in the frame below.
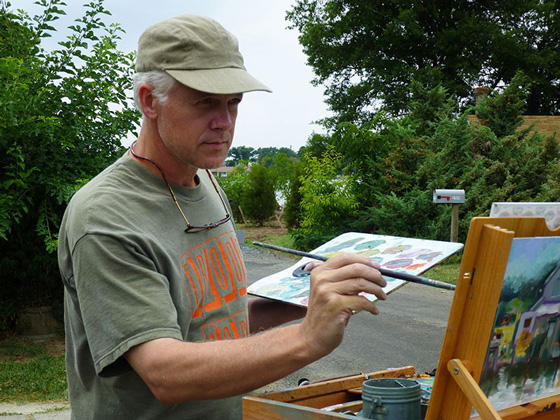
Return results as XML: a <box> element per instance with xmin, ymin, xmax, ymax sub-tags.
<box><xmin>468</xmin><ymin>114</ymin><xmax>560</xmax><ymax>138</ymax></box>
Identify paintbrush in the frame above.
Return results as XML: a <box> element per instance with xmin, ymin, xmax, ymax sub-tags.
<box><xmin>252</xmin><ymin>241</ymin><xmax>456</xmax><ymax>291</ymax></box>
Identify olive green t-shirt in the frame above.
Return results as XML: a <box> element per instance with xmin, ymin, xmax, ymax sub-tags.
<box><xmin>58</xmin><ymin>152</ymin><xmax>248</xmax><ymax>419</ymax></box>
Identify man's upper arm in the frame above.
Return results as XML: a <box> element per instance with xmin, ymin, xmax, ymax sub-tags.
<box><xmin>71</xmin><ymin>234</ymin><xmax>183</xmax><ymax>375</ymax></box>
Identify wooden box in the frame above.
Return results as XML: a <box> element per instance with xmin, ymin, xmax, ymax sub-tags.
<box><xmin>243</xmin><ymin>366</ymin><xmax>417</xmax><ymax>419</ymax></box>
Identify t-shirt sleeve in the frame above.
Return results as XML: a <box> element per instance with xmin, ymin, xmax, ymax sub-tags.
<box><xmin>71</xmin><ymin>233</ymin><xmax>183</xmax><ymax>375</ymax></box>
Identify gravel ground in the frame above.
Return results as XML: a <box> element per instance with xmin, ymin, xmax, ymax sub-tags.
<box><xmin>242</xmin><ymin>243</ymin><xmax>301</xmax><ymax>285</ymax></box>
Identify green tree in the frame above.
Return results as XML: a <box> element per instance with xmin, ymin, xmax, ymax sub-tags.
<box><xmin>0</xmin><ymin>0</ymin><xmax>139</xmax><ymax>330</ymax></box>
<box><xmin>283</xmin><ymin>160</ymin><xmax>305</xmax><ymax>230</ymax></box>
<box><xmin>287</xmin><ymin>0</ymin><xmax>560</xmax><ymax>126</ymax></box>
<box><xmin>257</xmin><ymin>147</ymin><xmax>297</xmax><ymax>166</ymax></box>
<box><xmin>216</xmin><ymin>165</ymin><xmax>249</xmax><ymax>223</ymax></box>
<box><xmin>225</xmin><ymin>145</ymin><xmax>257</xmax><ymax>166</ymax></box>
<box><xmin>267</xmin><ymin>152</ymin><xmax>296</xmax><ymax>203</ymax></box>
<box><xmin>240</xmin><ymin>163</ymin><xmax>277</xmax><ymax>226</ymax></box>
<box><xmin>294</xmin><ymin>146</ymin><xmax>359</xmax><ymax>249</ymax></box>
<box><xmin>297</xmin><ymin>132</ymin><xmax>331</xmax><ymax>160</ymax></box>
<box><xmin>291</xmin><ymin>77</ymin><xmax>560</xmax><ymax>244</ymax></box>
<box><xmin>475</xmin><ymin>72</ymin><xmax>531</xmax><ymax>138</ymax></box>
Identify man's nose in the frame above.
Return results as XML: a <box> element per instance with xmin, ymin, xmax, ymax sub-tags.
<box><xmin>210</xmin><ymin>106</ymin><xmax>235</xmax><ymax>130</ymax></box>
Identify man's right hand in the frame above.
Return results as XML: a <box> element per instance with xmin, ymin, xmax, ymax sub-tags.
<box><xmin>299</xmin><ymin>253</ymin><xmax>387</xmax><ymax>359</ymax></box>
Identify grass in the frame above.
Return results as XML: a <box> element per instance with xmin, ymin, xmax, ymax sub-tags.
<box><xmin>0</xmin><ymin>337</ymin><xmax>68</xmax><ymax>404</ymax></box>
<box><xmin>426</xmin><ymin>260</ymin><xmax>461</xmax><ymax>285</ymax></box>
<box><xmin>262</xmin><ymin>233</ymin><xmax>295</xmax><ymax>249</ymax></box>
<box><xmin>427</xmin><ymin>254</ymin><xmax>463</xmax><ymax>285</ymax></box>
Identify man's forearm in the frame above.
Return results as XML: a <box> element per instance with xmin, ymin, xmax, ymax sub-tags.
<box><xmin>126</xmin><ymin>253</ymin><xmax>388</xmax><ymax>406</ymax></box>
<box><xmin>125</xmin><ymin>323</ymin><xmax>316</xmax><ymax>405</ymax></box>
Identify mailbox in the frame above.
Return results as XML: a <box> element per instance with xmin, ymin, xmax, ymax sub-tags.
<box><xmin>433</xmin><ymin>189</ymin><xmax>465</xmax><ymax>204</ymax></box>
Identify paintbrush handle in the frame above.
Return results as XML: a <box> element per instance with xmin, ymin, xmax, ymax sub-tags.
<box><xmin>253</xmin><ymin>241</ymin><xmax>328</xmax><ymax>261</ymax></box>
<box><xmin>252</xmin><ymin>241</ymin><xmax>456</xmax><ymax>291</ymax></box>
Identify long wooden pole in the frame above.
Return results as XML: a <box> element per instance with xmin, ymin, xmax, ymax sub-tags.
<box><xmin>451</xmin><ymin>204</ymin><xmax>460</xmax><ymax>243</ymax></box>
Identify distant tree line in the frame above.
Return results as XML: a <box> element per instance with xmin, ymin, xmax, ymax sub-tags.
<box><xmin>225</xmin><ymin>145</ymin><xmax>300</xmax><ymax>166</ymax></box>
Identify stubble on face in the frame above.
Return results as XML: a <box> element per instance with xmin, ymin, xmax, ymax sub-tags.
<box><xmin>154</xmin><ymin>84</ymin><xmax>242</xmax><ymax>180</ymax></box>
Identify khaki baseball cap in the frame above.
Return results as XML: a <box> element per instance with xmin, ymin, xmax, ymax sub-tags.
<box><xmin>136</xmin><ymin>14</ymin><xmax>272</xmax><ymax>94</ymax></box>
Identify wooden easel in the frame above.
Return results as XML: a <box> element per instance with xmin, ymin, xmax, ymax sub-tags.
<box><xmin>426</xmin><ymin>217</ymin><xmax>560</xmax><ymax>420</ymax></box>
<box><xmin>242</xmin><ymin>217</ymin><xmax>560</xmax><ymax>419</ymax></box>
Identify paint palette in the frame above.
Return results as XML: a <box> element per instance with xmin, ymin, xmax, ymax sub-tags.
<box><xmin>248</xmin><ymin>232</ymin><xmax>463</xmax><ymax>307</ymax></box>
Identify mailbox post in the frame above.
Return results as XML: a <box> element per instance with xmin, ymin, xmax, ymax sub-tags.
<box><xmin>433</xmin><ymin>189</ymin><xmax>465</xmax><ymax>242</ymax></box>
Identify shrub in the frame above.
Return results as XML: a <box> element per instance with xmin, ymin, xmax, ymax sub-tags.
<box><xmin>240</xmin><ymin>163</ymin><xmax>277</xmax><ymax>226</ymax></box>
<box><xmin>0</xmin><ymin>1</ymin><xmax>139</xmax><ymax>331</ymax></box>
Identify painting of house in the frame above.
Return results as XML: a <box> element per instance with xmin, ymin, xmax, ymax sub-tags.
<box><xmin>479</xmin><ymin>236</ymin><xmax>560</xmax><ymax>412</ymax></box>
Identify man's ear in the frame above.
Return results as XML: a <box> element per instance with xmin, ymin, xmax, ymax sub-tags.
<box><xmin>138</xmin><ymin>83</ymin><xmax>158</xmax><ymax>119</ymax></box>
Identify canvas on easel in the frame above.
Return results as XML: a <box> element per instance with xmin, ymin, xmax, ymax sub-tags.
<box><xmin>426</xmin><ymin>217</ymin><xmax>560</xmax><ymax>420</ymax></box>
<box><xmin>478</xmin><ymin>237</ymin><xmax>560</xmax><ymax>413</ymax></box>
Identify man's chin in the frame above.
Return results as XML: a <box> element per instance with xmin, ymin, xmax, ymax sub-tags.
<box><xmin>203</xmin><ymin>157</ymin><xmax>228</xmax><ymax>170</ymax></box>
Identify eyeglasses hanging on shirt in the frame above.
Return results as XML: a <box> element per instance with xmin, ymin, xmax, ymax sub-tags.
<box><xmin>129</xmin><ymin>141</ymin><xmax>231</xmax><ymax>233</ymax></box>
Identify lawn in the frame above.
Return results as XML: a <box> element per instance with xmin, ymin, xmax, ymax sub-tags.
<box><xmin>426</xmin><ymin>255</ymin><xmax>462</xmax><ymax>285</ymax></box>
<box><xmin>0</xmin><ymin>337</ymin><xmax>68</xmax><ymax>403</ymax></box>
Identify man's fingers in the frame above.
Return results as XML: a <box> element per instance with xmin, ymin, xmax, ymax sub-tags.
<box><xmin>341</xmin><ymin>277</ymin><xmax>388</xmax><ymax>301</ymax></box>
<box><xmin>300</xmin><ymin>252</ymin><xmax>389</xmax><ymax>358</ymax></box>
<box><xmin>340</xmin><ymin>294</ymin><xmax>382</xmax><ymax>315</ymax></box>
<box><xmin>310</xmin><ymin>263</ymin><xmax>388</xmax><ymax>305</ymax></box>
<box><xmin>314</xmin><ymin>261</ymin><xmax>387</xmax><ymax>289</ymax></box>
<box><xmin>322</xmin><ymin>252</ymin><xmax>379</xmax><ymax>270</ymax></box>
<box><xmin>319</xmin><ymin>275</ymin><xmax>388</xmax><ymax>302</ymax></box>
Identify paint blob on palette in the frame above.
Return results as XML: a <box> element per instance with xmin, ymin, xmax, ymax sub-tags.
<box><xmin>248</xmin><ymin>232</ymin><xmax>463</xmax><ymax>307</ymax></box>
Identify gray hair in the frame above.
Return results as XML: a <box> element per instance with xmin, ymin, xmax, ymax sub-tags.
<box><xmin>133</xmin><ymin>70</ymin><xmax>177</xmax><ymax>114</ymax></box>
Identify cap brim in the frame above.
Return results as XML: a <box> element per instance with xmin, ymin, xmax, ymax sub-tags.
<box><xmin>165</xmin><ymin>68</ymin><xmax>272</xmax><ymax>94</ymax></box>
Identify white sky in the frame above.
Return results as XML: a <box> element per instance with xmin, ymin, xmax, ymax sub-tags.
<box><xmin>14</xmin><ymin>0</ymin><xmax>331</xmax><ymax>151</ymax></box>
